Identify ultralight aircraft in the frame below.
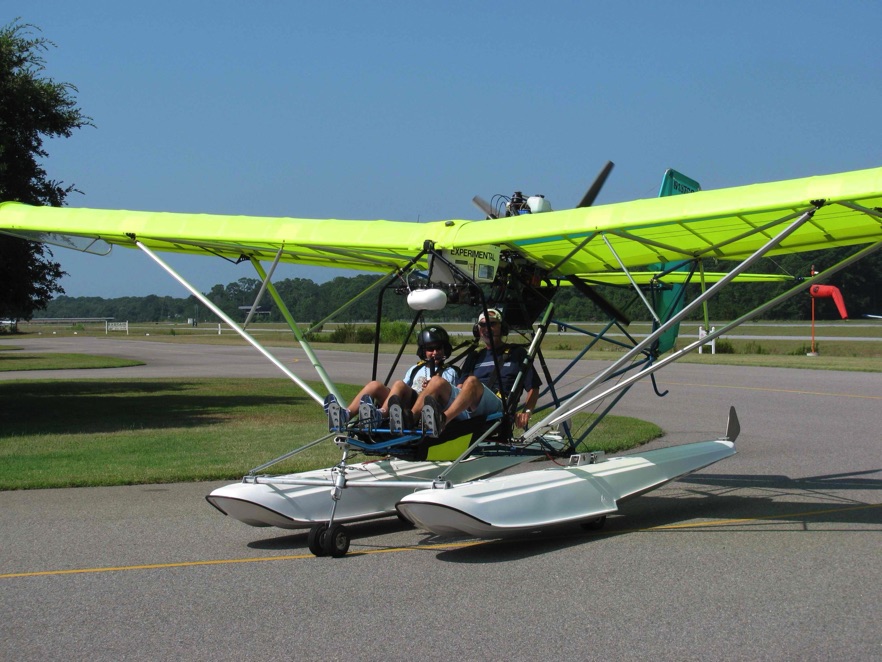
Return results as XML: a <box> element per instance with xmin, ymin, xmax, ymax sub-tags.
<box><xmin>2</xmin><ymin>163</ymin><xmax>881</xmax><ymax>557</ymax></box>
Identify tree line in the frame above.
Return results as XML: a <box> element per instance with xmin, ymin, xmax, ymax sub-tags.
<box><xmin>36</xmin><ymin>248</ymin><xmax>882</xmax><ymax>326</ymax></box>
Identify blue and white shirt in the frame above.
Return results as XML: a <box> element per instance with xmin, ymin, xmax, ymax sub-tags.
<box><xmin>403</xmin><ymin>362</ymin><xmax>459</xmax><ymax>393</ymax></box>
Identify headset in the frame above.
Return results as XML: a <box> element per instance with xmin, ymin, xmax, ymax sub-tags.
<box><xmin>417</xmin><ymin>326</ymin><xmax>453</xmax><ymax>360</ymax></box>
<box><xmin>472</xmin><ymin>308</ymin><xmax>509</xmax><ymax>338</ymax></box>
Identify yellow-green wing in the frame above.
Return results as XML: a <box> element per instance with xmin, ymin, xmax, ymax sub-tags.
<box><xmin>447</xmin><ymin>166</ymin><xmax>882</xmax><ymax>274</ymax></box>
<box><xmin>2</xmin><ymin>166</ymin><xmax>881</xmax><ymax>273</ymax></box>
<box><xmin>0</xmin><ymin>204</ymin><xmax>462</xmax><ymax>273</ymax></box>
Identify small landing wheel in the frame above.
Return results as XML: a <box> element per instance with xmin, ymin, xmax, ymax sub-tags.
<box><xmin>308</xmin><ymin>523</ymin><xmax>329</xmax><ymax>556</ymax></box>
<box><xmin>323</xmin><ymin>523</ymin><xmax>351</xmax><ymax>557</ymax></box>
<box><xmin>580</xmin><ymin>515</ymin><xmax>606</xmax><ymax>531</ymax></box>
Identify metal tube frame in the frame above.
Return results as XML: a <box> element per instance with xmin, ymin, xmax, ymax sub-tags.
<box><xmin>533</xmin><ymin>206</ymin><xmax>819</xmax><ymax>428</ymax></box>
<box><xmin>249</xmin><ymin>258</ymin><xmax>343</xmax><ymax>402</ymax></box>
<box><xmin>243</xmin><ymin>246</ymin><xmax>284</xmax><ymax>328</ymax></box>
<box><xmin>246</xmin><ymin>432</ymin><xmax>339</xmax><ymax>477</ymax></box>
<box><xmin>523</xmin><ymin>234</ymin><xmax>882</xmax><ymax>442</ymax></box>
<box><xmin>305</xmin><ymin>270</ymin><xmax>400</xmax><ymax>336</ymax></box>
<box><xmin>602</xmin><ymin>233</ymin><xmax>661</xmax><ymax>324</ymax></box>
<box><xmin>133</xmin><ymin>239</ymin><xmax>325</xmax><ymax>405</ymax></box>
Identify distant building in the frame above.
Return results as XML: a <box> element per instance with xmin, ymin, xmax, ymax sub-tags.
<box><xmin>238</xmin><ymin>305</ymin><xmax>271</xmax><ymax>318</ymax></box>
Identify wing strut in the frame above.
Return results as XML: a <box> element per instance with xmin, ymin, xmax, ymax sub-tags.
<box><xmin>304</xmin><ymin>272</ymin><xmax>399</xmax><ymax>336</ymax></box>
<box><xmin>601</xmin><ymin>233</ymin><xmax>661</xmax><ymax>324</ymax></box>
<box><xmin>250</xmin><ymin>258</ymin><xmax>342</xmax><ymax>402</ymax></box>
<box><xmin>564</xmin><ymin>275</ymin><xmax>631</xmax><ymax>325</ymax></box>
<box><xmin>523</xmin><ymin>205</ymin><xmax>822</xmax><ymax>440</ymax></box>
<box><xmin>525</xmin><ymin>235</ymin><xmax>882</xmax><ymax>443</ymax></box>
<box><xmin>133</xmin><ymin>239</ymin><xmax>326</xmax><ymax>406</ymax></box>
<box><xmin>243</xmin><ymin>246</ymin><xmax>284</xmax><ymax>329</ymax></box>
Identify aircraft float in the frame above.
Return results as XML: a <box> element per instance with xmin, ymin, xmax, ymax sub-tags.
<box><xmin>2</xmin><ymin>163</ymin><xmax>881</xmax><ymax>557</ymax></box>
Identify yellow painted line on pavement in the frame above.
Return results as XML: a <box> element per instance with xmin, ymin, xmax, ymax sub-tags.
<box><xmin>0</xmin><ymin>554</ymin><xmax>316</xmax><ymax>579</ymax></box>
<box><xmin>2</xmin><ymin>503</ymin><xmax>878</xmax><ymax>579</ymax></box>
<box><xmin>0</xmin><ymin>542</ymin><xmax>485</xmax><ymax>579</ymax></box>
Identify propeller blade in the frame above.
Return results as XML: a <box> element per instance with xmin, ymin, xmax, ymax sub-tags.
<box><xmin>576</xmin><ymin>160</ymin><xmax>615</xmax><ymax>208</ymax></box>
<box><xmin>565</xmin><ymin>275</ymin><xmax>631</xmax><ymax>325</ymax></box>
<box><xmin>472</xmin><ymin>195</ymin><xmax>498</xmax><ymax>219</ymax></box>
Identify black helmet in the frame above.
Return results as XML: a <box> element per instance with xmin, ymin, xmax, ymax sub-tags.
<box><xmin>417</xmin><ymin>326</ymin><xmax>453</xmax><ymax>359</ymax></box>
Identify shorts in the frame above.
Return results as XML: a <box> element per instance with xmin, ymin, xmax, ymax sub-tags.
<box><xmin>447</xmin><ymin>383</ymin><xmax>503</xmax><ymax>419</ymax></box>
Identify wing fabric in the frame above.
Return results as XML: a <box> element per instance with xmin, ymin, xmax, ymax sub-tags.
<box><xmin>0</xmin><ymin>205</ymin><xmax>460</xmax><ymax>273</ymax></box>
<box><xmin>1</xmin><ymin>166</ymin><xmax>881</xmax><ymax>272</ymax></box>
<box><xmin>452</xmin><ymin>166</ymin><xmax>882</xmax><ymax>274</ymax></box>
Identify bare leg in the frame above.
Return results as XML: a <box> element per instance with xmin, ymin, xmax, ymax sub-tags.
<box><xmin>347</xmin><ymin>380</ymin><xmax>390</xmax><ymax>415</ymax></box>
<box><xmin>441</xmin><ymin>376</ymin><xmax>484</xmax><ymax>421</ymax></box>
<box><xmin>381</xmin><ymin>380</ymin><xmax>416</xmax><ymax>414</ymax></box>
<box><xmin>411</xmin><ymin>375</ymin><xmax>454</xmax><ymax>416</ymax></box>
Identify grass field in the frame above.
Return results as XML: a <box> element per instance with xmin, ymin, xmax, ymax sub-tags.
<box><xmin>2</xmin><ymin>320</ymin><xmax>878</xmax><ymax>490</ymax></box>
<box><xmin>0</xmin><ymin>376</ymin><xmax>661</xmax><ymax>491</ymax></box>
<box><xmin>0</xmin><ymin>378</ymin><xmax>343</xmax><ymax>490</ymax></box>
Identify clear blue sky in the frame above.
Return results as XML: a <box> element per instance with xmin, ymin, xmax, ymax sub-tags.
<box><xmin>7</xmin><ymin>1</ymin><xmax>882</xmax><ymax>298</ymax></box>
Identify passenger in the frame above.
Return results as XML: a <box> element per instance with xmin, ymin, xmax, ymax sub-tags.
<box><xmin>324</xmin><ymin>325</ymin><xmax>461</xmax><ymax>433</ymax></box>
<box><xmin>415</xmin><ymin>308</ymin><xmax>540</xmax><ymax>436</ymax></box>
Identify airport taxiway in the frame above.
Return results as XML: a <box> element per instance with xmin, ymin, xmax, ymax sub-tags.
<box><xmin>1</xmin><ymin>337</ymin><xmax>880</xmax><ymax>660</ymax></box>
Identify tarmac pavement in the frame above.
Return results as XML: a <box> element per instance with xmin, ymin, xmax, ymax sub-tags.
<box><xmin>1</xmin><ymin>336</ymin><xmax>880</xmax><ymax>660</ymax></box>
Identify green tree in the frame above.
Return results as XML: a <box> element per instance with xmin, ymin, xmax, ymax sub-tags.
<box><xmin>0</xmin><ymin>20</ymin><xmax>92</xmax><ymax>324</ymax></box>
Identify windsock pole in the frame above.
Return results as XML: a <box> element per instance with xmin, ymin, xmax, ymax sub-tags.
<box><xmin>809</xmin><ymin>265</ymin><xmax>818</xmax><ymax>356</ymax></box>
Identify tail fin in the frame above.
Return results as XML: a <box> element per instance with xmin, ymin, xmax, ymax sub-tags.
<box><xmin>650</xmin><ymin>169</ymin><xmax>701</xmax><ymax>355</ymax></box>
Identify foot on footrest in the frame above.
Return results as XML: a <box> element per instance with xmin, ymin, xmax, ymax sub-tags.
<box><xmin>387</xmin><ymin>394</ymin><xmax>404</xmax><ymax>434</ymax></box>
<box><xmin>324</xmin><ymin>394</ymin><xmax>350</xmax><ymax>431</ymax></box>
<box><xmin>359</xmin><ymin>395</ymin><xmax>383</xmax><ymax>430</ymax></box>
<box><xmin>421</xmin><ymin>395</ymin><xmax>446</xmax><ymax>438</ymax></box>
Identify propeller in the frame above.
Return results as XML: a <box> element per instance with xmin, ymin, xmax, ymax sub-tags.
<box><xmin>471</xmin><ymin>195</ymin><xmax>498</xmax><ymax>219</ymax></box>
<box><xmin>567</xmin><ymin>161</ymin><xmax>624</xmax><ymax>323</ymax></box>
<box><xmin>575</xmin><ymin>160</ymin><xmax>615</xmax><ymax>208</ymax></box>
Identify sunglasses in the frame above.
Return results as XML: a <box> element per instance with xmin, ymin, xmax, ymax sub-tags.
<box><xmin>423</xmin><ymin>345</ymin><xmax>442</xmax><ymax>351</ymax></box>
<box><xmin>477</xmin><ymin>321</ymin><xmax>500</xmax><ymax>328</ymax></box>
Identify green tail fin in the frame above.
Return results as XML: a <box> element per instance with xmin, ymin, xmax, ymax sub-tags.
<box><xmin>650</xmin><ymin>169</ymin><xmax>701</xmax><ymax>355</ymax></box>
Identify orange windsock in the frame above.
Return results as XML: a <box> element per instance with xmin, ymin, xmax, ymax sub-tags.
<box><xmin>810</xmin><ymin>284</ymin><xmax>848</xmax><ymax>319</ymax></box>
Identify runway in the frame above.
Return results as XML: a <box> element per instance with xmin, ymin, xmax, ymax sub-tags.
<box><xmin>1</xmin><ymin>337</ymin><xmax>880</xmax><ymax>660</ymax></box>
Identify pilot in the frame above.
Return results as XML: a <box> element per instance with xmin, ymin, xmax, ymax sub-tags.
<box><xmin>414</xmin><ymin>308</ymin><xmax>540</xmax><ymax>436</ymax></box>
<box><xmin>324</xmin><ymin>325</ymin><xmax>461</xmax><ymax>433</ymax></box>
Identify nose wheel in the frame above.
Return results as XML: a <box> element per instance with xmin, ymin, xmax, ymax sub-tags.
<box><xmin>308</xmin><ymin>522</ymin><xmax>351</xmax><ymax>557</ymax></box>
